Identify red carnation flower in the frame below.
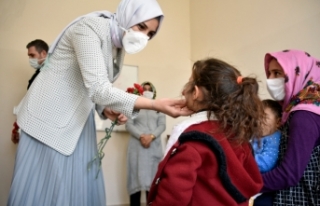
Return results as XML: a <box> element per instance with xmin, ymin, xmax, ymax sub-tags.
<box><xmin>134</xmin><ymin>83</ymin><xmax>140</xmax><ymax>89</ymax></box>
<box><xmin>126</xmin><ymin>87</ymin><xmax>134</xmax><ymax>93</ymax></box>
<box><xmin>138</xmin><ymin>87</ymin><xmax>144</xmax><ymax>95</ymax></box>
<box><xmin>127</xmin><ymin>83</ymin><xmax>144</xmax><ymax>96</ymax></box>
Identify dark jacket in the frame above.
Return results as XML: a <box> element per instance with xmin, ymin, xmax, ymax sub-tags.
<box><xmin>27</xmin><ymin>69</ymin><xmax>40</xmax><ymax>89</ymax></box>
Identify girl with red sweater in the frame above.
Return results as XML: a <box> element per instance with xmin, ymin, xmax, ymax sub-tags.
<box><xmin>148</xmin><ymin>58</ymin><xmax>264</xmax><ymax>206</ymax></box>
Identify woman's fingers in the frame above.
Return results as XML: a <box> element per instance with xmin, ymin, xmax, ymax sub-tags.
<box><xmin>116</xmin><ymin>113</ymin><xmax>128</xmax><ymax>125</ymax></box>
<box><xmin>176</xmin><ymin>106</ymin><xmax>194</xmax><ymax>116</ymax></box>
<box><xmin>103</xmin><ymin>107</ymin><xmax>123</xmax><ymax>122</ymax></box>
<box><xmin>105</xmin><ymin>108</ymin><xmax>120</xmax><ymax>116</ymax></box>
<box><xmin>155</xmin><ymin>98</ymin><xmax>194</xmax><ymax>118</ymax></box>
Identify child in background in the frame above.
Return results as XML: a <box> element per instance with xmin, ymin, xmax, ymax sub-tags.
<box><xmin>251</xmin><ymin>99</ymin><xmax>282</xmax><ymax>206</ymax></box>
<box><xmin>148</xmin><ymin>58</ymin><xmax>264</xmax><ymax>206</ymax></box>
<box><xmin>252</xmin><ymin>99</ymin><xmax>282</xmax><ymax>173</ymax></box>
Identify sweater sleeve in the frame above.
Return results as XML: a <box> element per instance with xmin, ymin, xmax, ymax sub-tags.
<box><xmin>151</xmin><ymin>143</ymin><xmax>202</xmax><ymax>206</ymax></box>
<box><xmin>95</xmin><ymin>104</ymin><xmax>107</xmax><ymax>120</ymax></box>
<box><xmin>262</xmin><ymin>111</ymin><xmax>320</xmax><ymax>192</ymax></box>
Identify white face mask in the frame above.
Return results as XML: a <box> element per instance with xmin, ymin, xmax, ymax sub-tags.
<box><xmin>266</xmin><ymin>78</ymin><xmax>286</xmax><ymax>101</ymax></box>
<box><xmin>143</xmin><ymin>91</ymin><xmax>154</xmax><ymax>99</ymax></box>
<box><xmin>121</xmin><ymin>28</ymin><xmax>149</xmax><ymax>54</ymax></box>
<box><xmin>29</xmin><ymin>58</ymin><xmax>44</xmax><ymax>69</ymax></box>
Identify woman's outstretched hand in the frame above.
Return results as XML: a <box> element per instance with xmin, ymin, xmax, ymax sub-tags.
<box><xmin>153</xmin><ymin>98</ymin><xmax>194</xmax><ymax>117</ymax></box>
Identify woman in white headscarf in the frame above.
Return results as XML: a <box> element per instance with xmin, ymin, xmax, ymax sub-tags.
<box><xmin>7</xmin><ymin>0</ymin><xmax>192</xmax><ymax>205</ymax></box>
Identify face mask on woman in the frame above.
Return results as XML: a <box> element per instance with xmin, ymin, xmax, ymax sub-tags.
<box><xmin>143</xmin><ymin>91</ymin><xmax>154</xmax><ymax>99</ymax></box>
<box><xmin>266</xmin><ymin>77</ymin><xmax>286</xmax><ymax>101</ymax></box>
<box><xmin>121</xmin><ymin>28</ymin><xmax>149</xmax><ymax>54</ymax></box>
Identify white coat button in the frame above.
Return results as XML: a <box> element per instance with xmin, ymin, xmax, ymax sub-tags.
<box><xmin>171</xmin><ymin>148</ymin><xmax>177</xmax><ymax>155</ymax></box>
<box><xmin>155</xmin><ymin>177</ymin><xmax>161</xmax><ymax>185</ymax></box>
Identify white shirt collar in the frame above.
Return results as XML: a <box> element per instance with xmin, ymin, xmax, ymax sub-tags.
<box><xmin>163</xmin><ymin>111</ymin><xmax>217</xmax><ymax>157</ymax></box>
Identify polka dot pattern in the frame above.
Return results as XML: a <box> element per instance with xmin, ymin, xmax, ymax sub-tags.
<box><xmin>251</xmin><ymin>130</ymin><xmax>281</xmax><ymax>173</ymax></box>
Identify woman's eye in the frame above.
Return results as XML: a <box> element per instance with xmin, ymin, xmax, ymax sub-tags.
<box><xmin>273</xmin><ymin>71</ymin><xmax>282</xmax><ymax>77</ymax></box>
<box><xmin>148</xmin><ymin>33</ymin><xmax>154</xmax><ymax>38</ymax></box>
<box><xmin>138</xmin><ymin>24</ymin><xmax>145</xmax><ymax>30</ymax></box>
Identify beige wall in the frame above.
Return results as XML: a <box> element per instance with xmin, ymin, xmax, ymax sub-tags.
<box><xmin>1</xmin><ymin>0</ymin><xmax>320</xmax><ymax>205</ymax></box>
<box><xmin>190</xmin><ymin>0</ymin><xmax>320</xmax><ymax>99</ymax></box>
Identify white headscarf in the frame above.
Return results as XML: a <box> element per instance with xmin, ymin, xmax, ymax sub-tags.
<box><xmin>49</xmin><ymin>0</ymin><xmax>164</xmax><ymax>54</ymax></box>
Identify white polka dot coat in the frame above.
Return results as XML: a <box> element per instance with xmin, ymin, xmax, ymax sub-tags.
<box><xmin>14</xmin><ymin>17</ymin><xmax>139</xmax><ymax>156</ymax></box>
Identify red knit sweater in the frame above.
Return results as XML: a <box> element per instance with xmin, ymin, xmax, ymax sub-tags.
<box><xmin>148</xmin><ymin>121</ymin><xmax>262</xmax><ymax>206</ymax></box>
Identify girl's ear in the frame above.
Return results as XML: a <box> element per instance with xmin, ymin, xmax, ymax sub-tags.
<box><xmin>193</xmin><ymin>85</ymin><xmax>204</xmax><ymax>101</ymax></box>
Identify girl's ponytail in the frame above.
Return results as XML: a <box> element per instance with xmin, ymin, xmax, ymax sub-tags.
<box><xmin>186</xmin><ymin>58</ymin><xmax>264</xmax><ymax>143</ymax></box>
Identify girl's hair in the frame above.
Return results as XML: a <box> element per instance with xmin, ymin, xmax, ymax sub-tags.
<box><xmin>262</xmin><ymin>99</ymin><xmax>282</xmax><ymax>119</ymax></box>
<box><xmin>184</xmin><ymin>58</ymin><xmax>264</xmax><ymax>143</ymax></box>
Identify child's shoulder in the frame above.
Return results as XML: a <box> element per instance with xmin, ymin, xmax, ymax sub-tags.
<box><xmin>271</xmin><ymin>130</ymin><xmax>281</xmax><ymax>139</ymax></box>
<box><xmin>261</xmin><ymin>130</ymin><xmax>281</xmax><ymax>139</ymax></box>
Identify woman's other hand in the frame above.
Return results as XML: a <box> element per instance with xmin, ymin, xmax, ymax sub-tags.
<box><xmin>116</xmin><ymin>113</ymin><xmax>128</xmax><ymax>125</ymax></box>
<box><xmin>103</xmin><ymin>107</ymin><xmax>128</xmax><ymax>124</ymax></box>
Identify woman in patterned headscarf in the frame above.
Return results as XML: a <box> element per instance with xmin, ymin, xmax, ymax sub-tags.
<box><xmin>257</xmin><ymin>50</ymin><xmax>320</xmax><ymax>205</ymax></box>
<box><xmin>8</xmin><ymin>1</ymin><xmax>192</xmax><ymax>206</ymax></box>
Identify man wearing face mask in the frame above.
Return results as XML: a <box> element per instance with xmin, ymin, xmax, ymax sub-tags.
<box><xmin>11</xmin><ymin>39</ymin><xmax>48</xmax><ymax>144</ymax></box>
<box><xmin>26</xmin><ymin>39</ymin><xmax>48</xmax><ymax>89</ymax></box>
<box><xmin>125</xmin><ymin>81</ymin><xmax>166</xmax><ymax>206</ymax></box>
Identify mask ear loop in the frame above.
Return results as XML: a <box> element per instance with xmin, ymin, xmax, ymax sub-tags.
<box><xmin>119</xmin><ymin>25</ymin><xmax>127</xmax><ymax>32</ymax></box>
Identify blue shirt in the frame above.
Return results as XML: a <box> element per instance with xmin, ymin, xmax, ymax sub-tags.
<box><xmin>251</xmin><ymin>130</ymin><xmax>281</xmax><ymax>173</ymax></box>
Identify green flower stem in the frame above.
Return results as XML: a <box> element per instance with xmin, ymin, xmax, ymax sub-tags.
<box><xmin>88</xmin><ymin>119</ymin><xmax>118</xmax><ymax>179</ymax></box>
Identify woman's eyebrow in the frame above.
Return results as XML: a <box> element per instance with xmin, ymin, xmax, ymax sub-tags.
<box><xmin>270</xmin><ymin>68</ymin><xmax>282</xmax><ymax>72</ymax></box>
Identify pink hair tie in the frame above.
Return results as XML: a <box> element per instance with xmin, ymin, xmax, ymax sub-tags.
<box><xmin>237</xmin><ymin>76</ymin><xmax>243</xmax><ymax>84</ymax></box>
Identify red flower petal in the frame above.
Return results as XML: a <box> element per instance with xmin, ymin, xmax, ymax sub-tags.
<box><xmin>127</xmin><ymin>87</ymin><xmax>134</xmax><ymax>93</ymax></box>
<box><xmin>138</xmin><ymin>88</ymin><xmax>144</xmax><ymax>95</ymax></box>
<box><xmin>134</xmin><ymin>83</ymin><xmax>140</xmax><ymax>89</ymax></box>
